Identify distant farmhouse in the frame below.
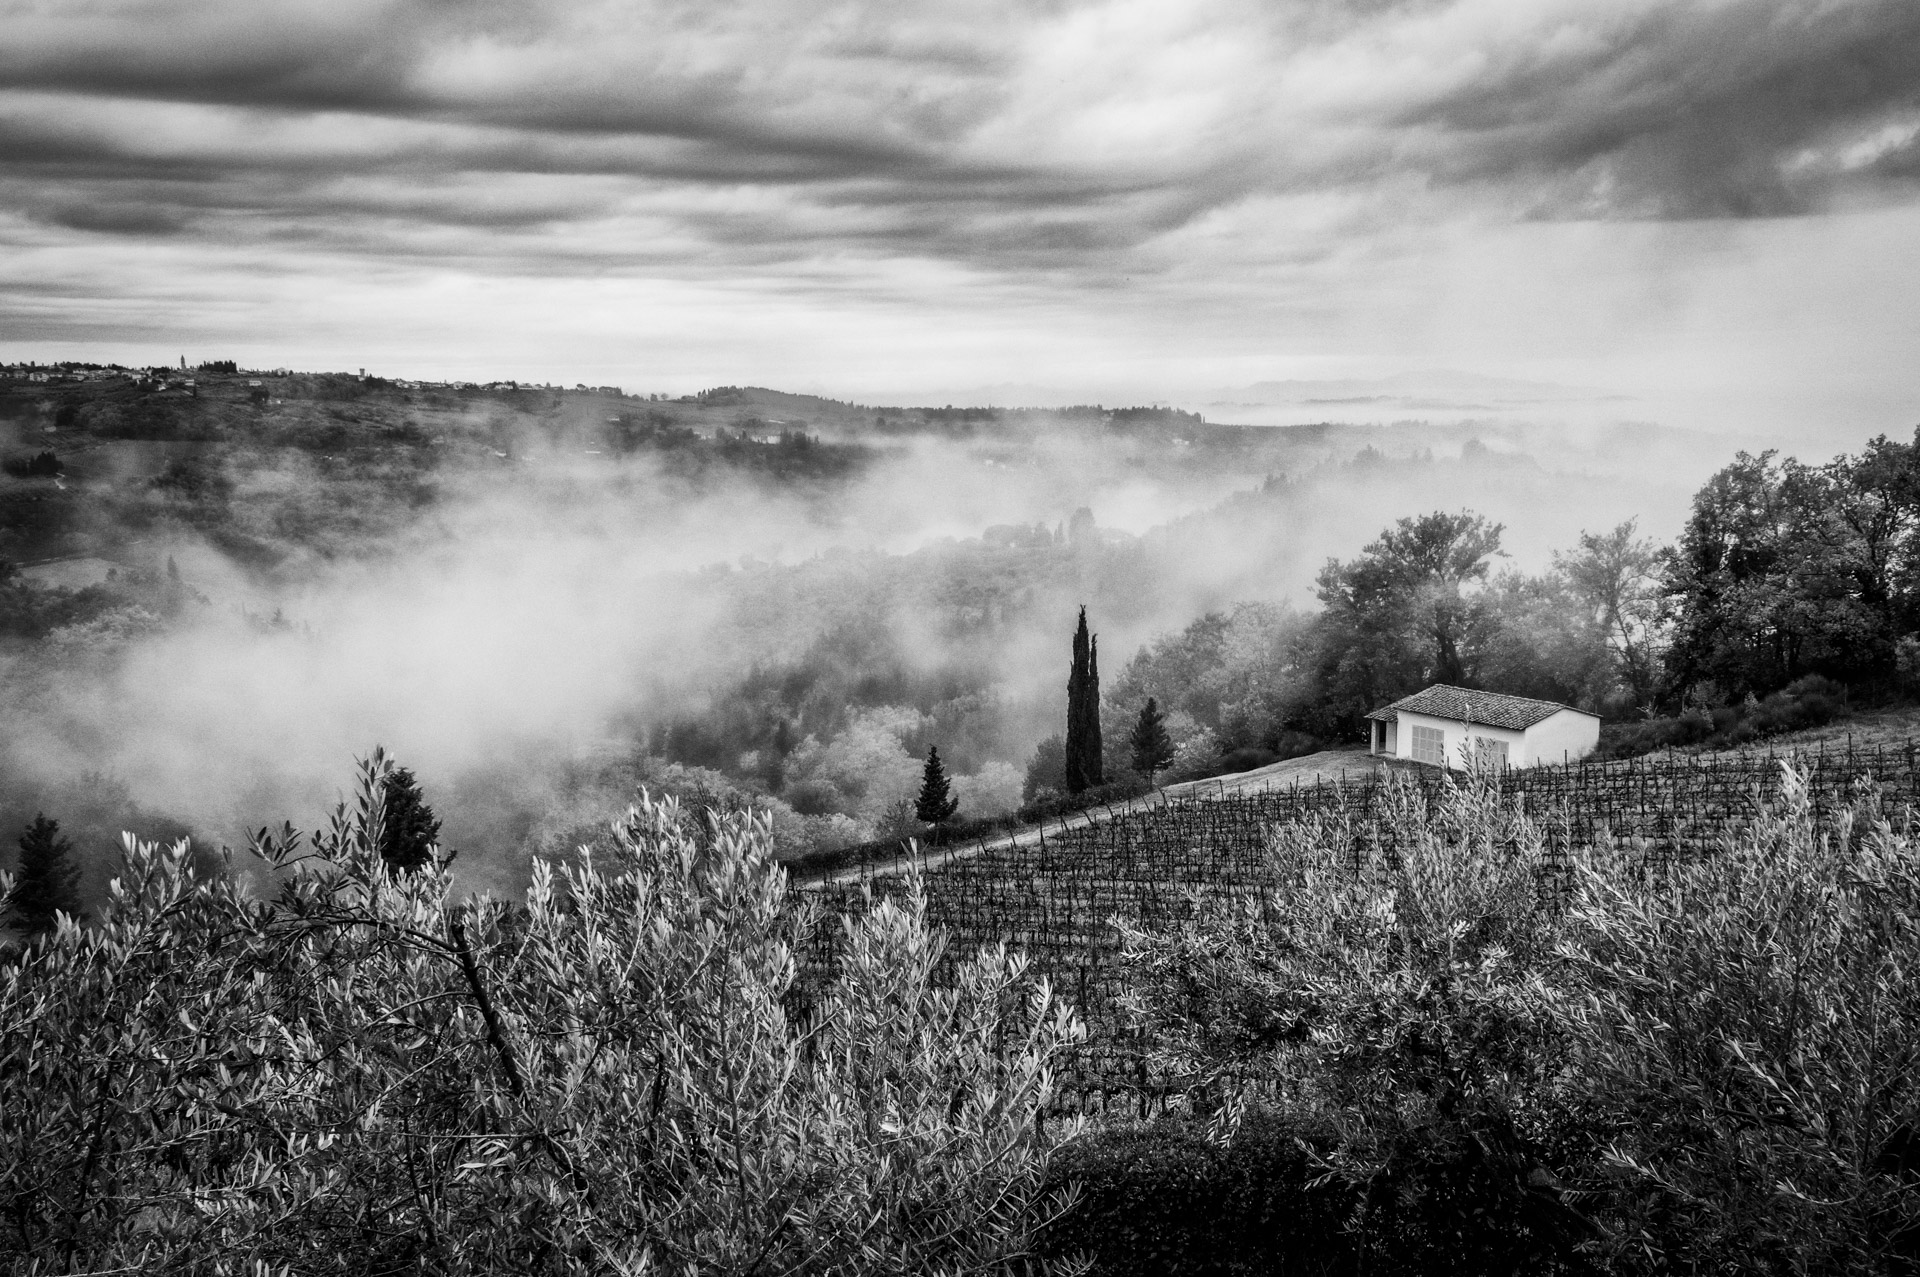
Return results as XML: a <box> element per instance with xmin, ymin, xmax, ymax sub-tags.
<box><xmin>1366</xmin><ymin>684</ymin><xmax>1600</xmax><ymax>769</ymax></box>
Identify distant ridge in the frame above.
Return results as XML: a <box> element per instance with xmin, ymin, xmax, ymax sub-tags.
<box><xmin>1207</xmin><ymin>370</ymin><xmax>1625</xmax><ymax>408</ymax></box>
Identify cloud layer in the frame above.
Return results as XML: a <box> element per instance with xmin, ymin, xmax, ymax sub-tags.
<box><xmin>2</xmin><ymin>0</ymin><xmax>1919</xmax><ymax>405</ymax></box>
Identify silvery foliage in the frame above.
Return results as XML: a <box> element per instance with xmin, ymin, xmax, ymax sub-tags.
<box><xmin>1118</xmin><ymin>760</ymin><xmax>1920</xmax><ymax>1273</ymax></box>
<box><xmin>1559</xmin><ymin>765</ymin><xmax>1920</xmax><ymax>1275</ymax></box>
<box><xmin>1115</xmin><ymin>767</ymin><xmax>1567</xmax><ymax>1171</ymax></box>
<box><xmin>1</xmin><ymin>749</ymin><xmax>1085</xmax><ymax>1276</ymax></box>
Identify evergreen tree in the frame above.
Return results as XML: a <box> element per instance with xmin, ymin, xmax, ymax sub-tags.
<box><xmin>7</xmin><ymin>814</ymin><xmax>82</xmax><ymax>934</ymax></box>
<box><xmin>1087</xmin><ymin>631</ymin><xmax>1102</xmax><ymax>786</ymax></box>
<box><xmin>914</xmin><ymin>746</ymin><xmax>960</xmax><ymax>827</ymax></box>
<box><xmin>379</xmin><ymin>767</ymin><xmax>442</xmax><ymax>874</ymax></box>
<box><xmin>1065</xmin><ymin>607</ymin><xmax>1105</xmax><ymax>793</ymax></box>
<box><xmin>1129</xmin><ymin>697</ymin><xmax>1177</xmax><ymax>785</ymax></box>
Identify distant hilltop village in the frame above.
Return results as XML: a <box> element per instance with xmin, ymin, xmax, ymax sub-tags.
<box><xmin>0</xmin><ymin>362</ymin><xmax>1211</xmax><ymax>426</ymax></box>
<box><xmin>0</xmin><ymin>362</ymin><xmax>1217</xmax><ymax>453</ymax></box>
<box><xmin>0</xmin><ymin>359</ymin><xmax>645</xmax><ymax>400</ymax></box>
<box><xmin>0</xmin><ymin>361</ymin><xmax>1229</xmax><ymax>511</ymax></box>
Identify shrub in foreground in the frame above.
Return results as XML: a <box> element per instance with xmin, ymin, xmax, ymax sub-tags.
<box><xmin>1117</xmin><ymin>768</ymin><xmax>1591</xmax><ymax>1273</ymax></box>
<box><xmin>1558</xmin><ymin>765</ymin><xmax>1920</xmax><ymax>1275</ymax></box>
<box><xmin>1116</xmin><ymin>763</ymin><xmax>1920</xmax><ymax>1274</ymax></box>
<box><xmin>0</xmin><ymin>750</ymin><xmax>1084</xmax><ymax>1275</ymax></box>
<box><xmin>1036</xmin><ymin>1111</ymin><xmax>1352</xmax><ymax>1277</ymax></box>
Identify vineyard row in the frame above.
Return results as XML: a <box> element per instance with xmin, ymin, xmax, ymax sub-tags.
<box><xmin>795</xmin><ymin>739</ymin><xmax>1920</xmax><ymax>1108</ymax></box>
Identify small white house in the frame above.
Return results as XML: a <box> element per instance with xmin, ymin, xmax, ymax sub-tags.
<box><xmin>1365</xmin><ymin>684</ymin><xmax>1600</xmax><ymax>770</ymax></box>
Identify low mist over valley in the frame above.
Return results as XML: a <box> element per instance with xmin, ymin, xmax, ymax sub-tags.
<box><xmin>1</xmin><ymin>363</ymin><xmax>1730</xmax><ymax>895</ymax></box>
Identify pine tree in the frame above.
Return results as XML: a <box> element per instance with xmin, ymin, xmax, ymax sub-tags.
<box><xmin>1065</xmin><ymin>607</ymin><xmax>1105</xmax><ymax>793</ymax></box>
<box><xmin>7</xmin><ymin>814</ymin><xmax>82</xmax><ymax>935</ymax></box>
<box><xmin>379</xmin><ymin>767</ymin><xmax>442</xmax><ymax>874</ymax></box>
<box><xmin>915</xmin><ymin>747</ymin><xmax>960</xmax><ymax>828</ymax></box>
<box><xmin>1129</xmin><ymin>697</ymin><xmax>1177</xmax><ymax>786</ymax></box>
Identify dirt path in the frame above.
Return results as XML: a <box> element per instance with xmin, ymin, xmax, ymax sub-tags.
<box><xmin>802</xmin><ymin>747</ymin><xmax>1381</xmax><ymax>888</ymax></box>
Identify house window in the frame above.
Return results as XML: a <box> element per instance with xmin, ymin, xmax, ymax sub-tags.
<box><xmin>1411</xmin><ymin>724</ymin><xmax>1445</xmax><ymax>765</ymax></box>
<box><xmin>1473</xmin><ymin>736</ymin><xmax>1510</xmax><ymax>770</ymax></box>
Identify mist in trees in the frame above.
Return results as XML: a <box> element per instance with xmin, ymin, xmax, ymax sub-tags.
<box><xmin>14</xmin><ymin>370</ymin><xmax>1914</xmax><ymax>880</ymax></box>
<box><xmin>4</xmin><ymin>359</ymin><xmax>1741</xmax><ymax>887</ymax></box>
<box><xmin>1111</xmin><ymin>431</ymin><xmax>1920</xmax><ymax>757</ymax></box>
<box><xmin>1114</xmin><ymin>510</ymin><xmax>1677</xmax><ymax>754</ymax></box>
<box><xmin>1105</xmin><ymin>603</ymin><xmax>1303</xmax><ymax>764</ymax></box>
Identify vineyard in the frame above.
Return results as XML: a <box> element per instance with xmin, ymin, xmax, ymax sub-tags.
<box><xmin>797</xmin><ymin>739</ymin><xmax>1920</xmax><ymax>1113</ymax></box>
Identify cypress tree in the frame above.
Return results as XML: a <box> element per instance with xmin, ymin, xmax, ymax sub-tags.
<box><xmin>7</xmin><ymin>814</ymin><xmax>82</xmax><ymax>934</ymax></box>
<box><xmin>1065</xmin><ymin>609</ymin><xmax>1089</xmax><ymax>793</ymax></box>
<box><xmin>1065</xmin><ymin>607</ymin><xmax>1105</xmax><ymax>793</ymax></box>
<box><xmin>1130</xmin><ymin>697</ymin><xmax>1177</xmax><ymax>785</ymax></box>
<box><xmin>379</xmin><ymin>767</ymin><xmax>442</xmax><ymax>874</ymax></box>
<box><xmin>1088</xmin><ymin>632</ymin><xmax>1102</xmax><ymax>787</ymax></box>
<box><xmin>914</xmin><ymin>746</ymin><xmax>960</xmax><ymax>828</ymax></box>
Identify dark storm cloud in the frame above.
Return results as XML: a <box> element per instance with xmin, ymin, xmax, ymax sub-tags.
<box><xmin>0</xmin><ymin>0</ymin><xmax>979</xmax><ymax>161</ymax></box>
<box><xmin>1387</xmin><ymin>0</ymin><xmax>1920</xmax><ymax>217</ymax></box>
<box><xmin>0</xmin><ymin>0</ymin><xmax>471</xmax><ymax>111</ymax></box>
<box><xmin>0</xmin><ymin>0</ymin><xmax>1917</xmax><ymax>280</ymax></box>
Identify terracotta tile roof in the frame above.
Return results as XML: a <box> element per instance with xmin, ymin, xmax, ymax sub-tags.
<box><xmin>1364</xmin><ymin>684</ymin><xmax>1592</xmax><ymax>731</ymax></box>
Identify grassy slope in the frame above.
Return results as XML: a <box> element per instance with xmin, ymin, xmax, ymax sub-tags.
<box><xmin>1618</xmin><ymin>701</ymin><xmax>1920</xmax><ymax>764</ymax></box>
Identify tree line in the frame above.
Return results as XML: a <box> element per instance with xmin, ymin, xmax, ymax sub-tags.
<box><xmin>1099</xmin><ymin>429</ymin><xmax>1920</xmax><ymax>768</ymax></box>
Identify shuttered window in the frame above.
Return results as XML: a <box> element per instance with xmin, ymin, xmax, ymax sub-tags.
<box><xmin>1473</xmin><ymin>736</ymin><xmax>1510</xmax><ymax>770</ymax></box>
<box><xmin>1411</xmin><ymin>724</ymin><xmax>1445</xmax><ymax>765</ymax></box>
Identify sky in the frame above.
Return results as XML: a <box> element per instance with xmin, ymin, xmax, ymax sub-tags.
<box><xmin>3</xmin><ymin>0</ymin><xmax>1919</xmax><ymax>437</ymax></box>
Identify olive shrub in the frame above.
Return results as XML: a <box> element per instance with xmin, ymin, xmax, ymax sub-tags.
<box><xmin>1559</xmin><ymin>766</ymin><xmax>1920</xmax><ymax>1274</ymax></box>
<box><xmin>1</xmin><ymin>750</ymin><xmax>1084</xmax><ymax>1276</ymax></box>
<box><xmin>1119</xmin><ymin>764</ymin><xmax>1920</xmax><ymax>1274</ymax></box>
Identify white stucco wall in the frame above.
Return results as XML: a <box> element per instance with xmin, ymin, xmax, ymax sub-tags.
<box><xmin>1389</xmin><ymin>707</ymin><xmax>1599</xmax><ymax>769</ymax></box>
<box><xmin>1395</xmin><ymin>711</ymin><xmax>1525</xmax><ymax>769</ymax></box>
<box><xmin>1518</xmin><ymin>707</ymin><xmax>1601</xmax><ymax>766</ymax></box>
